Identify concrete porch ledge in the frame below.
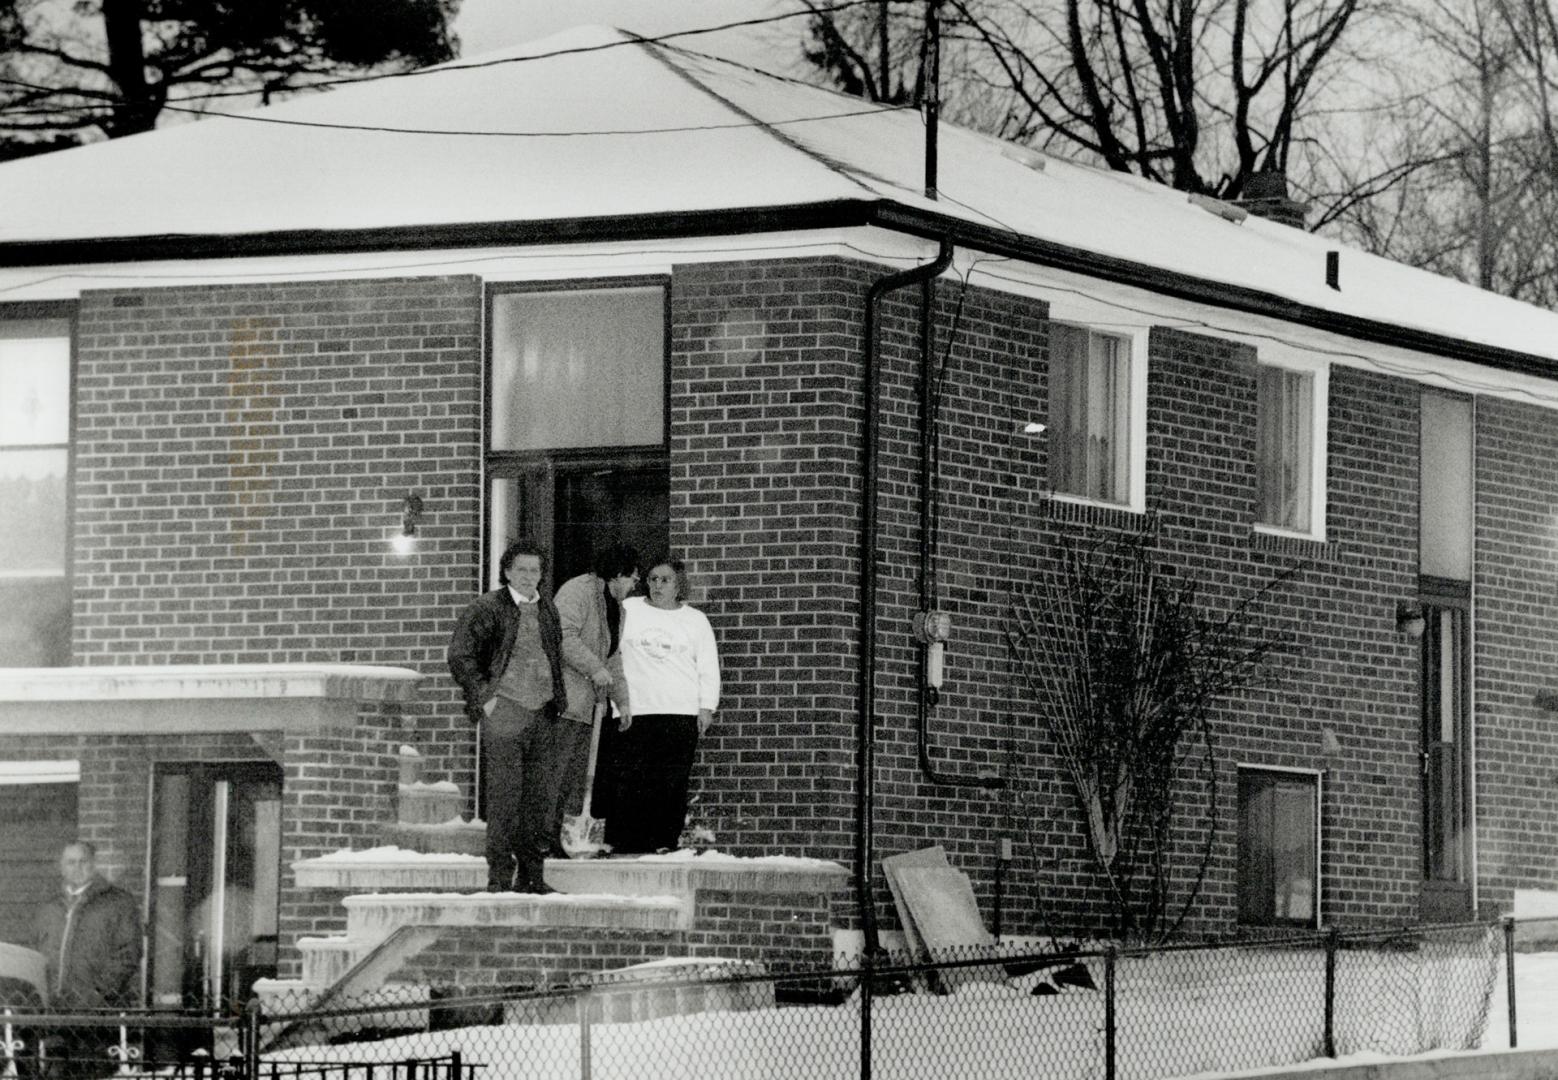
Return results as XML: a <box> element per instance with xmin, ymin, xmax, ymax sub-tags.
<box><xmin>546</xmin><ymin>854</ymin><xmax>851</xmax><ymax>898</ymax></box>
<box><xmin>0</xmin><ymin>663</ymin><xmax>423</xmax><ymax>734</ymax></box>
<box><xmin>342</xmin><ymin>891</ymin><xmax>685</xmax><ymax>945</ymax></box>
<box><xmin>293</xmin><ymin>848</ymin><xmax>851</xmax><ymax>898</ymax></box>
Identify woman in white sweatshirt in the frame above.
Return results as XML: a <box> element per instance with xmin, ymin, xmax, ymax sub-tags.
<box><xmin>606</xmin><ymin>557</ymin><xmax>720</xmax><ymax>854</ymax></box>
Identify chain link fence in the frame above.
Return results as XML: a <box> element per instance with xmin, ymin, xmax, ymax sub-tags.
<box><xmin>0</xmin><ymin>920</ymin><xmax>1522</xmax><ymax>1080</ymax></box>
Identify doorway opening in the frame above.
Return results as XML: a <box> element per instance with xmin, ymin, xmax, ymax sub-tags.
<box><xmin>147</xmin><ymin>761</ymin><xmax>283</xmax><ymax>1012</ymax></box>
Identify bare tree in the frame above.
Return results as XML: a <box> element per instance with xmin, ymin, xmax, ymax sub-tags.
<box><xmin>1322</xmin><ymin>0</ymin><xmax>1558</xmax><ymax>308</ymax></box>
<box><xmin>0</xmin><ymin>0</ymin><xmax>458</xmax><ymax>156</ymax></box>
<box><xmin>1008</xmin><ymin>530</ymin><xmax>1300</xmax><ymax>942</ymax></box>
<box><xmin>801</xmin><ymin>0</ymin><xmax>1386</xmax><ymax>199</ymax></box>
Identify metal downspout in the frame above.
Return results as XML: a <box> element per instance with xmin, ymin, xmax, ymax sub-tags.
<box><xmin>856</xmin><ymin>237</ymin><xmax>954</xmax><ymax>960</ymax></box>
<box><xmin>915</xmin><ymin>273</ymin><xmax>1006</xmax><ymax>791</ymax></box>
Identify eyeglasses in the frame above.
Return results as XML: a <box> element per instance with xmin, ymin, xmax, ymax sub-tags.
<box><xmin>647</xmin><ymin>573</ymin><xmax>677</xmax><ymax>584</ymax></box>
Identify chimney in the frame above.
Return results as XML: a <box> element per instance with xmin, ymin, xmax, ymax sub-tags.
<box><xmin>1234</xmin><ymin>170</ymin><xmax>1309</xmax><ymax>229</ymax></box>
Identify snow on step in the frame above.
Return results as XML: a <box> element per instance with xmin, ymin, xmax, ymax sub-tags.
<box><xmin>343</xmin><ymin>891</ymin><xmax>685</xmax><ymax>948</ymax></box>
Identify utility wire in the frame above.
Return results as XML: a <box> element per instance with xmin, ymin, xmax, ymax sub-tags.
<box><xmin>0</xmin><ymin>0</ymin><xmax>912</xmax><ymax>120</ymax></box>
<box><xmin>148</xmin><ymin>99</ymin><xmax>912</xmax><ymax>137</ymax></box>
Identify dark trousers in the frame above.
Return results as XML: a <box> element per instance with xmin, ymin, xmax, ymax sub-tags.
<box><xmin>482</xmin><ymin>698</ymin><xmax>556</xmax><ymax>891</ymax></box>
<box><xmin>603</xmin><ymin>714</ymin><xmax>699</xmax><ymax>854</ymax></box>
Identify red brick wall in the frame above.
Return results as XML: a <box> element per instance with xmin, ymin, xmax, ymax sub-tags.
<box><xmin>1474</xmin><ymin>394</ymin><xmax>1558</xmax><ymax>913</ymax></box>
<box><xmin>668</xmin><ymin>260</ymin><xmax>868</xmax><ymax>861</ymax></box>
<box><xmin>5</xmin><ymin>255</ymin><xmax>1555</xmax><ymax>958</ymax></box>
<box><xmin>70</xmin><ymin>276</ymin><xmax>485</xmax><ymax>795</ymax></box>
<box><xmin>669</xmin><ymin>262</ymin><xmax>1447</xmax><ymax>938</ymax></box>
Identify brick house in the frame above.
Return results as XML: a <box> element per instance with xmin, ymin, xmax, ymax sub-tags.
<box><xmin>0</xmin><ymin>26</ymin><xmax>1556</xmax><ymax>1002</ymax></box>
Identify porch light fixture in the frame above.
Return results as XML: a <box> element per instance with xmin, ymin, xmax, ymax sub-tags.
<box><xmin>1023</xmin><ymin>421</ymin><xmax>1047</xmax><ymax>435</ymax></box>
<box><xmin>392</xmin><ymin>493</ymin><xmax>424</xmax><ymax>556</ymax></box>
<box><xmin>1395</xmin><ymin>601</ymin><xmax>1426</xmax><ymax>642</ymax></box>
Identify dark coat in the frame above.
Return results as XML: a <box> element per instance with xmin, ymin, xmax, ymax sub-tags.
<box><xmin>447</xmin><ymin>586</ymin><xmax>567</xmax><ymax>724</ymax></box>
<box><xmin>33</xmin><ymin>876</ymin><xmax>141</xmax><ymax>1009</ymax></box>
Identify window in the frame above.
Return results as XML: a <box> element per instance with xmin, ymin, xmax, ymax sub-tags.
<box><xmin>1256</xmin><ymin>365</ymin><xmax>1314</xmax><ymax>532</ymax></box>
<box><xmin>1419</xmin><ymin>391</ymin><xmax>1473</xmax><ymax>582</ymax></box>
<box><xmin>489</xmin><ymin>286</ymin><xmax>665</xmax><ymax>452</ymax></box>
<box><xmin>1049</xmin><ymin>324</ymin><xmax>1129</xmax><ymax>504</ymax></box>
<box><xmin>1237</xmin><ymin>767</ymin><xmax>1320</xmax><ymax>927</ymax></box>
<box><xmin>484</xmin><ymin>282</ymin><xmax>670</xmax><ymax>587</ymax></box>
<box><xmin>0</xmin><ymin>315</ymin><xmax>71</xmax><ymax>667</ymax></box>
<box><xmin>0</xmin><ymin>761</ymin><xmax>79</xmax><ymax>952</ymax></box>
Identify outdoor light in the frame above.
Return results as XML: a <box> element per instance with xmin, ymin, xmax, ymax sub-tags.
<box><xmin>1023</xmin><ymin>421</ymin><xmax>1047</xmax><ymax>435</ymax></box>
<box><xmin>392</xmin><ymin>493</ymin><xmax>424</xmax><ymax>555</ymax></box>
<box><xmin>1395</xmin><ymin>601</ymin><xmax>1427</xmax><ymax>642</ymax></box>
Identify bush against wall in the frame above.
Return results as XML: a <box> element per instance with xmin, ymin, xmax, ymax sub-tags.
<box><xmin>1009</xmin><ymin>529</ymin><xmax>1303</xmax><ymax>942</ymax></box>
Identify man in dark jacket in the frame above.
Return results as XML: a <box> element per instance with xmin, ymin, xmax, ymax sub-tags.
<box><xmin>33</xmin><ymin>842</ymin><xmax>140</xmax><ymax>1010</ymax></box>
<box><xmin>33</xmin><ymin>840</ymin><xmax>141</xmax><ymax>1078</ymax></box>
<box><xmin>447</xmin><ymin>539</ymin><xmax>568</xmax><ymax>893</ymax></box>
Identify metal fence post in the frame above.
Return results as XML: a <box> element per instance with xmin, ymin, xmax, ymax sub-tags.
<box><xmin>2</xmin><ymin>1009</ymin><xmax>17</xmax><ymax>1079</ymax></box>
<box><xmin>1323</xmin><ymin>926</ymin><xmax>1339</xmax><ymax>1058</ymax></box>
<box><xmin>860</xmin><ymin>951</ymin><xmax>873</xmax><ymax>1080</ymax></box>
<box><xmin>578</xmin><ymin>988</ymin><xmax>592</xmax><ymax>1080</ymax></box>
<box><xmin>1104</xmin><ymin>946</ymin><xmax>1116</xmax><ymax>1080</ymax></box>
<box><xmin>1504</xmin><ymin>916</ymin><xmax>1518</xmax><ymax>1049</ymax></box>
<box><xmin>243</xmin><ymin>998</ymin><xmax>262</xmax><ymax>1080</ymax></box>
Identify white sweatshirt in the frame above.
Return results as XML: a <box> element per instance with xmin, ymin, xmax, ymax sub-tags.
<box><xmin>618</xmin><ymin>596</ymin><xmax>721</xmax><ymax>718</ymax></box>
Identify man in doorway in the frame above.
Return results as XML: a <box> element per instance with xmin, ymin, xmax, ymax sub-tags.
<box><xmin>551</xmin><ymin>542</ymin><xmax>638</xmax><ymax>853</ymax></box>
<box><xmin>447</xmin><ymin>539</ymin><xmax>569</xmax><ymax>893</ymax></box>
<box><xmin>33</xmin><ymin>840</ymin><xmax>142</xmax><ymax>1077</ymax></box>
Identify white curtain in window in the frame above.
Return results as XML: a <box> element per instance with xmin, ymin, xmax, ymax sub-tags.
<box><xmin>1050</xmin><ymin>325</ymin><xmax>1125</xmax><ymax>503</ymax></box>
<box><xmin>490</xmin><ymin>287</ymin><xmax>664</xmax><ymax>451</ymax></box>
<box><xmin>1256</xmin><ymin>366</ymin><xmax>1312</xmax><ymax>531</ymax></box>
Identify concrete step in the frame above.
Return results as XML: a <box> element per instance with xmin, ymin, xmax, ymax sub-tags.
<box><xmin>293</xmin><ymin>847</ymin><xmax>850</xmax><ymax>901</ymax></box>
<box><xmin>343</xmin><ymin>891</ymin><xmax>685</xmax><ymax>950</ymax></box>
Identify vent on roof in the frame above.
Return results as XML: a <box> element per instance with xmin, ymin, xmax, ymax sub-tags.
<box><xmin>1000</xmin><ymin>144</ymin><xmax>1047</xmax><ymax>172</ymax></box>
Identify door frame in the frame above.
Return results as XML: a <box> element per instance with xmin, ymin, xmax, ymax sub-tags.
<box><xmin>144</xmin><ymin>759</ymin><xmax>283</xmax><ymax>1010</ymax></box>
<box><xmin>1417</xmin><ymin>575</ymin><xmax>1475</xmax><ymax>921</ymax></box>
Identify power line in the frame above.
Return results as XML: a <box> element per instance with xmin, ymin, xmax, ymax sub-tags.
<box><xmin>0</xmin><ymin>0</ymin><xmax>909</xmax><ymax>121</ymax></box>
<box><xmin>150</xmin><ymin>99</ymin><xmax>911</xmax><ymax>138</ymax></box>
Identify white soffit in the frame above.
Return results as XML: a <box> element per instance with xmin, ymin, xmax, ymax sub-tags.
<box><xmin>964</xmin><ymin>257</ymin><xmax>1558</xmax><ymax>412</ymax></box>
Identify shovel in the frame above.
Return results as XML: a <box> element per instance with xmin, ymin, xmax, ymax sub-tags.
<box><xmin>561</xmin><ymin>699</ymin><xmax>608</xmax><ymax>857</ymax></box>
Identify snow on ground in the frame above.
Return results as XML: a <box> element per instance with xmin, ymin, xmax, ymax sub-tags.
<box><xmin>262</xmin><ymin>948</ymin><xmax>1558</xmax><ymax>1080</ymax></box>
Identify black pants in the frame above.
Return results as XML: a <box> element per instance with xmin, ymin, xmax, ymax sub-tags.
<box><xmin>482</xmin><ymin>698</ymin><xmax>556</xmax><ymax>891</ymax></box>
<box><xmin>603</xmin><ymin>714</ymin><xmax>699</xmax><ymax>854</ymax></box>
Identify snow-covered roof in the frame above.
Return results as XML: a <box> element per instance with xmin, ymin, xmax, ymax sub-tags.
<box><xmin>3</xmin><ymin>24</ymin><xmax>1557</xmax><ymax>374</ymax></box>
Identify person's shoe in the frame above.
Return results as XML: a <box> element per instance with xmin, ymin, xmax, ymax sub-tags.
<box><xmin>519</xmin><ymin>881</ymin><xmax>560</xmax><ymax>895</ymax></box>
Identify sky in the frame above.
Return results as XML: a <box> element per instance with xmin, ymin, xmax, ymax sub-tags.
<box><xmin>452</xmin><ymin>0</ymin><xmax>813</xmax><ymax>72</ymax></box>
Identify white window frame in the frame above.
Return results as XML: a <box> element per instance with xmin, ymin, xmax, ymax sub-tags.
<box><xmin>1236</xmin><ymin>763</ymin><xmax>1323</xmax><ymax>930</ymax></box>
<box><xmin>1045</xmin><ymin>310</ymin><xmax>1148</xmax><ymax>514</ymax></box>
<box><xmin>1253</xmin><ymin>353</ymin><xmax>1328</xmax><ymax>542</ymax></box>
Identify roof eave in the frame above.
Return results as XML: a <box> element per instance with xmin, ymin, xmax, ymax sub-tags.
<box><xmin>1</xmin><ymin>197</ymin><xmax>1551</xmax><ymax>383</ymax></box>
<box><xmin>873</xmin><ymin>202</ymin><xmax>1558</xmax><ymax>384</ymax></box>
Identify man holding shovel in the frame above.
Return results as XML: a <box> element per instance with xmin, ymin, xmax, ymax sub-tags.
<box><xmin>552</xmin><ymin>542</ymin><xmax>639</xmax><ymax>856</ymax></box>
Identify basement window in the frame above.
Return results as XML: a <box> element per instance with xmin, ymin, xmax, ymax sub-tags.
<box><xmin>1237</xmin><ymin>766</ymin><xmax>1321</xmax><ymax>928</ymax></box>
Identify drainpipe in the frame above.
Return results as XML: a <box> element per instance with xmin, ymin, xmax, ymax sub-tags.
<box><xmin>856</xmin><ymin>237</ymin><xmax>954</xmax><ymax>959</ymax></box>
<box><xmin>915</xmin><ymin>274</ymin><xmax>1006</xmax><ymax>791</ymax></box>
